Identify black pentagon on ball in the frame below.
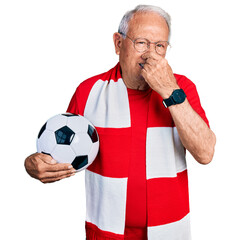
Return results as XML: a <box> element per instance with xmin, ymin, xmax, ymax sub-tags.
<box><xmin>55</xmin><ymin>126</ymin><xmax>75</xmax><ymax>145</ymax></box>
<box><xmin>87</xmin><ymin>125</ymin><xmax>98</xmax><ymax>143</ymax></box>
<box><xmin>72</xmin><ymin>155</ymin><xmax>88</xmax><ymax>170</ymax></box>
<box><xmin>38</xmin><ymin>122</ymin><xmax>47</xmax><ymax>139</ymax></box>
<box><xmin>62</xmin><ymin>113</ymin><xmax>78</xmax><ymax>117</ymax></box>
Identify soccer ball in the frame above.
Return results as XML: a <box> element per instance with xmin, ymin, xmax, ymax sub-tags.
<box><xmin>37</xmin><ymin>113</ymin><xmax>99</xmax><ymax>172</ymax></box>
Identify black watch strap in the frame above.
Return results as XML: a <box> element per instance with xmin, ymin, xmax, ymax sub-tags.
<box><xmin>162</xmin><ymin>97</ymin><xmax>175</xmax><ymax>108</ymax></box>
<box><xmin>162</xmin><ymin>89</ymin><xmax>186</xmax><ymax>108</ymax></box>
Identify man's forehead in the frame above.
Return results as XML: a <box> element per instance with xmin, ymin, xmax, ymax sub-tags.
<box><xmin>127</xmin><ymin>12</ymin><xmax>169</xmax><ymax>39</ymax></box>
<box><xmin>129</xmin><ymin>12</ymin><xmax>167</xmax><ymax>27</ymax></box>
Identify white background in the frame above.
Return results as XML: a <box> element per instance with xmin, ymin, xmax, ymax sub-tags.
<box><xmin>1</xmin><ymin>0</ymin><xmax>239</xmax><ymax>239</ymax></box>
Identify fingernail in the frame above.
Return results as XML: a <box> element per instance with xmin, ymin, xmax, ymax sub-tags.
<box><xmin>51</xmin><ymin>159</ymin><xmax>57</xmax><ymax>164</ymax></box>
<box><xmin>68</xmin><ymin>165</ymin><xmax>73</xmax><ymax>169</ymax></box>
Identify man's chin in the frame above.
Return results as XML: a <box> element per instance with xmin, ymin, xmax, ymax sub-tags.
<box><xmin>139</xmin><ymin>74</ymin><xmax>146</xmax><ymax>82</ymax></box>
<box><xmin>137</xmin><ymin>75</ymin><xmax>150</xmax><ymax>89</ymax></box>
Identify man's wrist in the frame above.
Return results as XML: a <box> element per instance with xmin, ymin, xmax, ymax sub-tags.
<box><xmin>159</xmin><ymin>86</ymin><xmax>180</xmax><ymax>99</ymax></box>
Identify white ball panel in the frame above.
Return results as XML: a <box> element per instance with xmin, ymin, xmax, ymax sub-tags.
<box><xmin>71</xmin><ymin>133</ymin><xmax>92</xmax><ymax>156</ymax></box>
<box><xmin>88</xmin><ymin>141</ymin><xmax>100</xmax><ymax>165</ymax></box>
<box><xmin>51</xmin><ymin>145</ymin><xmax>76</xmax><ymax>164</ymax></box>
<box><xmin>46</xmin><ymin>114</ymin><xmax>68</xmax><ymax>131</ymax></box>
<box><xmin>66</xmin><ymin>115</ymin><xmax>89</xmax><ymax>133</ymax></box>
<box><xmin>37</xmin><ymin>130</ymin><xmax>56</xmax><ymax>154</ymax></box>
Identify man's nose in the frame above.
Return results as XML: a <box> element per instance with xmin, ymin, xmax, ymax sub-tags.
<box><xmin>147</xmin><ymin>43</ymin><xmax>156</xmax><ymax>53</ymax></box>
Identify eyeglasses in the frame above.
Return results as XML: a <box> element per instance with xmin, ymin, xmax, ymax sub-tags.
<box><xmin>119</xmin><ymin>32</ymin><xmax>170</xmax><ymax>55</ymax></box>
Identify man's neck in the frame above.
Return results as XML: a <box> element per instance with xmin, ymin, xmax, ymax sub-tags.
<box><xmin>122</xmin><ymin>77</ymin><xmax>150</xmax><ymax>91</ymax></box>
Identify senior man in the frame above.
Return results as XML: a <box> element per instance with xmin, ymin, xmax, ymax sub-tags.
<box><xmin>25</xmin><ymin>5</ymin><xmax>216</xmax><ymax>240</ymax></box>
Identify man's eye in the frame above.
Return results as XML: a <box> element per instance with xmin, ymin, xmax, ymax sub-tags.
<box><xmin>137</xmin><ymin>41</ymin><xmax>146</xmax><ymax>45</ymax></box>
<box><xmin>156</xmin><ymin>43</ymin><xmax>164</xmax><ymax>48</ymax></box>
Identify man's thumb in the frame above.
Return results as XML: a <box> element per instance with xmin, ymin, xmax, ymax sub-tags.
<box><xmin>40</xmin><ymin>153</ymin><xmax>57</xmax><ymax>164</ymax></box>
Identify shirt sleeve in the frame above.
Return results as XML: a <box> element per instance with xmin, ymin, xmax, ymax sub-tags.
<box><xmin>66</xmin><ymin>85</ymin><xmax>83</xmax><ymax>115</ymax></box>
<box><xmin>176</xmin><ymin>74</ymin><xmax>210</xmax><ymax>128</ymax></box>
<box><xmin>67</xmin><ymin>89</ymin><xmax>79</xmax><ymax>115</ymax></box>
<box><xmin>66</xmin><ymin>78</ymin><xmax>94</xmax><ymax>116</ymax></box>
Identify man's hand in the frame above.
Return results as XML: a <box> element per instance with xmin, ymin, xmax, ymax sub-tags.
<box><xmin>140</xmin><ymin>52</ymin><xmax>216</xmax><ymax>164</ymax></box>
<box><xmin>24</xmin><ymin>153</ymin><xmax>76</xmax><ymax>183</ymax></box>
<box><xmin>141</xmin><ymin>52</ymin><xmax>179</xmax><ymax>99</ymax></box>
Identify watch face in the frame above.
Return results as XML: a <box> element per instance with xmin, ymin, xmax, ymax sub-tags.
<box><xmin>172</xmin><ymin>89</ymin><xmax>186</xmax><ymax>103</ymax></box>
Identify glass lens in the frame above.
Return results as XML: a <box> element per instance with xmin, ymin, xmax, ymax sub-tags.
<box><xmin>133</xmin><ymin>37</ymin><xmax>169</xmax><ymax>55</ymax></box>
<box><xmin>156</xmin><ymin>42</ymin><xmax>169</xmax><ymax>55</ymax></box>
<box><xmin>134</xmin><ymin>39</ymin><xmax>148</xmax><ymax>52</ymax></box>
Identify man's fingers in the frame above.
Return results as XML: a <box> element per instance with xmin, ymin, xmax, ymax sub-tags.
<box><xmin>144</xmin><ymin>58</ymin><xmax>155</xmax><ymax>66</ymax></box>
<box><xmin>41</xmin><ymin>168</ymin><xmax>76</xmax><ymax>179</ymax></box>
<box><xmin>37</xmin><ymin>153</ymin><xmax>74</xmax><ymax>172</ymax></box>
<box><xmin>37</xmin><ymin>153</ymin><xmax>56</xmax><ymax>164</ymax></box>
<box><xmin>45</xmin><ymin>162</ymin><xmax>74</xmax><ymax>172</ymax></box>
<box><xmin>39</xmin><ymin>166</ymin><xmax>76</xmax><ymax>183</ymax></box>
<box><xmin>40</xmin><ymin>171</ymin><xmax>76</xmax><ymax>184</ymax></box>
<box><xmin>25</xmin><ymin>152</ymin><xmax>77</xmax><ymax>183</ymax></box>
<box><xmin>141</xmin><ymin>51</ymin><xmax>160</xmax><ymax>61</ymax></box>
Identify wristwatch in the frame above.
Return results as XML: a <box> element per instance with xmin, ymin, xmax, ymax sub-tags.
<box><xmin>162</xmin><ymin>89</ymin><xmax>186</xmax><ymax>108</ymax></box>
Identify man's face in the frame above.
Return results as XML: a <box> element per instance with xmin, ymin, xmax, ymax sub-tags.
<box><xmin>114</xmin><ymin>12</ymin><xmax>169</xmax><ymax>89</ymax></box>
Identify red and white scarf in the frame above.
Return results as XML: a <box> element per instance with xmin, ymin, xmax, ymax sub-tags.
<box><xmin>68</xmin><ymin>63</ymin><xmax>196</xmax><ymax>240</ymax></box>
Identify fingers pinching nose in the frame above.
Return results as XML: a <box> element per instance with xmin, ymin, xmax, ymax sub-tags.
<box><xmin>141</xmin><ymin>53</ymin><xmax>148</xmax><ymax>60</ymax></box>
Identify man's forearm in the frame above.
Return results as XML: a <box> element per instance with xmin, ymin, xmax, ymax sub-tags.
<box><xmin>169</xmin><ymin>99</ymin><xmax>216</xmax><ymax>164</ymax></box>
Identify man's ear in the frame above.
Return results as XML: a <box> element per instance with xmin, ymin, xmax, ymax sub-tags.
<box><xmin>113</xmin><ymin>32</ymin><xmax>122</xmax><ymax>55</ymax></box>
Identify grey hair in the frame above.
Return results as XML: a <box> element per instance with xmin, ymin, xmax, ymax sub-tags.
<box><xmin>118</xmin><ymin>5</ymin><xmax>171</xmax><ymax>40</ymax></box>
